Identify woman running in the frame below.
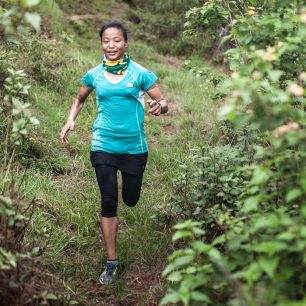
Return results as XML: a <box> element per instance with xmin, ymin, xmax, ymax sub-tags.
<box><xmin>60</xmin><ymin>20</ymin><xmax>168</xmax><ymax>284</ymax></box>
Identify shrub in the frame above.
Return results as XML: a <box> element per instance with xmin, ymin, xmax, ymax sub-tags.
<box><xmin>162</xmin><ymin>1</ymin><xmax>306</xmax><ymax>305</ymax></box>
<box><xmin>126</xmin><ymin>0</ymin><xmax>202</xmax><ymax>56</ymax></box>
<box><xmin>0</xmin><ymin>2</ymin><xmax>71</xmax><ymax>305</ymax></box>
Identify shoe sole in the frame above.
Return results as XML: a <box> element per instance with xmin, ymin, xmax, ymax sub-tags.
<box><xmin>99</xmin><ymin>278</ymin><xmax>116</xmax><ymax>285</ymax></box>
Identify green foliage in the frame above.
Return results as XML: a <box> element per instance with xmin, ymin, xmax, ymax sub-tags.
<box><xmin>0</xmin><ymin>1</ymin><xmax>68</xmax><ymax>305</ymax></box>
<box><xmin>184</xmin><ymin>1</ymin><xmax>230</xmax><ymax>40</ymax></box>
<box><xmin>0</xmin><ymin>0</ymin><xmax>41</xmax><ymax>40</ymax></box>
<box><xmin>0</xmin><ymin>61</ymin><xmax>49</xmax><ymax>306</ymax></box>
<box><xmin>17</xmin><ymin>36</ymin><xmax>71</xmax><ymax>89</ymax></box>
<box><xmin>183</xmin><ymin>0</ymin><xmax>243</xmax><ymax>58</ymax></box>
<box><xmin>2</xmin><ymin>68</ymin><xmax>39</xmax><ymax>146</ymax></box>
<box><xmin>162</xmin><ymin>1</ymin><xmax>306</xmax><ymax>305</ymax></box>
<box><xmin>184</xmin><ymin>0</ymin><xmax>302</xmax><ymax>61</ymax></box>
<box><xmin>127</xmin><ymin>0</ymin><xmax>202</xmax><ymax>55</ymax></box>
<box><xmin>159</xmin><ymin>144</ymin><xmax>247</xmax><ymax>225</ymax></box>
<box><xmin>183</xmin><ymin>59</ymin><xmax>228</xmax><ymax>99</ymax></box>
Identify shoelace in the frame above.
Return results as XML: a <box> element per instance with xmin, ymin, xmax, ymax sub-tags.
<box><xmin>106</xmin><ymin>263</ymin><xmax>117</xmax><ymax>276</ymax></box>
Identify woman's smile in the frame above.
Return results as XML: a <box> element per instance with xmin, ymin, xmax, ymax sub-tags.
<box><xmin>107</xmin><ymin>50</ymin><xmax>119</xmax><ymax>58</ymax></box>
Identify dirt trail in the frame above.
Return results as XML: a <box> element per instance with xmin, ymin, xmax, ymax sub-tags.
<box><xmin>64</xmin><ymin>7</ymin><xmax>127</xmax><ymax>21</ymax></box>
<box><xmin>65</xmin><ymin>14</ymin><xmax>105</xmax><ymax>21</ymax></box>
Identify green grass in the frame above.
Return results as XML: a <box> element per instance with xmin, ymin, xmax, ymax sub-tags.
<box><xmin>1</xmin><ymin>5</ymin><xmax>225</xmax><ymax>304</ymax></box>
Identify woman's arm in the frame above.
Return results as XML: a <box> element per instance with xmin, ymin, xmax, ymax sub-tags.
<box><xmin>146</xmin><ymin>83</ymin><xmax>168</xmax><ymax>116</ymax></box>
<box><xmin>60</xmin><ymin>86</ymin><xmax>92</xmax><ymax>143</ymax></box>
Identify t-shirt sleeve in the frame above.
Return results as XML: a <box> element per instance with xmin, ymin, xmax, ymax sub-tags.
<box><xmin>81</xmin><ymin>71</ymin><xmax>95</xmax><ymax>91</ymax></box>
<box><xmin>139</xmin><ymin>70</ymin><xmax>158</xmax><ymax>91</ymax></box>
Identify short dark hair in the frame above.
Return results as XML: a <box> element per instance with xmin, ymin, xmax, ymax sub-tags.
<box><xmin>99</xmin><ymin>21</ymin><xmax>128</xmax><ymax>42</ymax></box>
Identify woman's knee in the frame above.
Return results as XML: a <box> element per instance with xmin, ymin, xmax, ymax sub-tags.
<box><xmin>122</xmin><ymin>194</ymin><xmax>139</xmax><ymax>207</ymax></box>
<box><xmin>121</xmin><ymin>173</ymin><xmax>143</xmax><ymax>207</ymax></box>
<box><xmin>101</xmin><ymin>195</ymin><xmax>118</xmax><ymax>217</ymax></box>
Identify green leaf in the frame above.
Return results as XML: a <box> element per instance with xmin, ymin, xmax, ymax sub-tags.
<box><xmin>300</xmin><ymin>226</ymin><xmax>306</xmax><ymax>238</ymax></box>
<box><xmin>277</xmin><ymin>232</ymin><xmax>295</xmax><ymax>241</ymax></box>
<box><xmin>162</xmin><ymin>263</ymin><xmax>176</xmax><ymax>277</ymax></box>
<box><xmin>178</xmin><ymin>284</ymin><xmax>190</xmax><ymax>305</ymax></box>
<box><xmin>190</xmin><ymin>241</ymin><xmax>211</xmax><ymax>253</ymax></box>
<box><xmin>174</xmin><ymin>220</ymin><xmax>202</xmax><ymax>230</ymax></box>
<box><xmin>24</xmin><ymin>12</ymin><xmax>41</xmax><ymax>32</ymax></box>
<box><xmin>30</xmin><ymin>117</ymin><xmax>40</xmax><ymax>125</ymax></box>
<box><xmin>302</xmin><ymin>205</ymin><xmax>306</xmax><ymax>218</ymax></box>
<box><xmin>259</xmin><ymin>256</ymin><xmax>279</xmax><ymax>278</ymax></box>
<box><xmin>12</xmin><ymin>97</ymin><xmax>21</xmax><ymax>105</ymax></box>
<box><xmin>186</xmin><ymin>266</ymin><xmax>197</xmax><ymax>274</ymax></box>
<box><xmin>167</xmin><ymin>271</ymin><xmax>183</xmax><ymax>282</ymax></box>
<box><xmin>6</xmin><ymin>252</ymin><xmax>17</xmax><ymax>268</ymax></box>
<box><xmin>21</xmin><ymin>0</ymin><xmax>41</xmax><ymax>7</ymax></box>
<box><xmin>46</xmin><ymin>293</ymin><xmax>57</xmax><ymax>300</ymax></box>
<box><xmin>0</xmin><ymin>195</ymin><xmax>13</xmax><ymax>206</ymax></box>
<box><xmin>192</xmin><ymin>227</ymin><xmax>205</xmax><ymax>236</ymax></box>
<box><xmin>9</xmin><ymin>280</ymin><xmax>19</xmax><ymax>288</ymax></box>
<box><xmin>190</xmin><ymin>291</ymin><xmax>211</xmax><ymax>303</ymax></box>
<box><xmin>160</xmin><ymin>292</ymin><xmax>180</xmax><ymax>305</ymax></box>
<box><xmin>242</xmin><ymin>262</ymin><xmax>262</xmax><ymax>284</ymax></box>
<box><xmin>221</xmin><ymin>34</ymin><xmax>232</xmax><ymax>45</ymax></box>
<box><xmin>12</xmin><ymin>109</ymin><xmax>21</xmax><ymax>115</ymax></box>
<box><xmin>252</xmin><ymin>241</ymin><xmax>287</xmax><ymax>255</ymax></box>
<box><xmin>31</xmin><ymin>247</ymin><xmax>40</xmax><ymax>255</ymax></box>
<box><xmin>172</xmin><ymin>230</ymin><xmax>192</xmax><ymax>242</ymax></box>
<box><xmin>208</xmin><ymin>248</ymin><xmax>223</xmax><ymax>264</ymax></box>
<box><xmin>218</xmin><ymin>103</ymin><xmax>235</xmax><ymax>120</ymax></box>
<box><xmin>242</xmin><ymin>196</ymin><xmax>260</xmax><ymax>212</ymax></box>
<box><xmin>300</xmin><ymin>178</ymin><xmax>306</xmax><ymax>193</ymax></box>
<box><xmin>286</xmin><ymin>189</ymin><xmax>302</xmax><ymax>203</ymax></box>
<box><xmin>173</xmin><ymin>255</ymin><xmax>194</xmax><ymax>268</ymax></box>
<box><xmin>268</xmin><ymin>70</ymin><xmax>283</xmax><ymax>82</ymax></box>
<box><xmin>19</xmin><ymin>128</ymin><xmax>28</xmax><ymax>135</ymax></box>
<box><xmin>212</xmin><ymin>234</ymin><xmax>225</xmax><ymax>246</ymax></box>
<box><xmin>7</xmin><ymin>68</ymin><xmax>15</xmax><ymax>75</ymax></box>
<box><xmin>250</xmin><ymin>166</ymin><xmax>271</xmax><ymax>186</ymax></box>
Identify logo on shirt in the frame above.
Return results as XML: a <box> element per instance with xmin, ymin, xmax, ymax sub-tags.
<box><xmin>126</xmin><ymin>83</ymin><xmax>134</xmax><ymax>87</ymax></box>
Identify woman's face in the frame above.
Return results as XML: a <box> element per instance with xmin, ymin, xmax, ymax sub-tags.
<box><xmin>102</xmin><ymin>27</ymin><xmax>128</xmax><ymax>61</ymax></box>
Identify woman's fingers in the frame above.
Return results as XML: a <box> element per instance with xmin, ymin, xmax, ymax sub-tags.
<box><xmin>151</xmin><ymin>106</ymin><xmax>161</xmax><ymax>116</ymax></box>
<box><xmin>148</xmin><ymin>105</ymin><xmax>160</xmax><ymax>115</ymax></box>
<box><xmin>60</xmin><ymin>123</ymin><xmax>74</xmax><ymax>143</ymax></box>
<box><xmin>60</xmin><ymin>129</ymin><xmax>69</xmax><ymax>143</ymax></box>
<box><xmin>147</xmin><ymin>100</ymin><xmax>161</xmax><ymax>116</ymax></box>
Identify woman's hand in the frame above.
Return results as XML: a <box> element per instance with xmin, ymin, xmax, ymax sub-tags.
<box><xmin>60</xmin><ymin>86</ymin><xmax>92</xmax><ymax>144</ymax></box>
<box><xmin>147</xmin><ymin>99</ymin><xmax>162</xmax><ymax>116</ymax></box>
<box><xmin>146</xmin><ymin>83</ymin><xmax>168</xmax><ymax>115</ymax></box>
<box><xmin>60</xmin><ymin>121</ymin><xmax>75</xmax><ymax>144</ymax></box>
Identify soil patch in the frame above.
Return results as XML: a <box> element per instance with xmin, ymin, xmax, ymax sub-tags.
<box><xmin>163</xmin><ymin>123</ymin><xmax>177</xmax><ymax>135</ymax></box>
<box><xmin>65</xmin><ymin>14</ymin><xmax>105</xmax><ymax>21</ymax></box>
<box><xmin>161</xmin><ymin>55</ymin><xmax>183</xmax><ymax>69</ymax></box>
<box><xmin>123</xmin><ymin>261</ymin><xmax>167</xmax><ymax>306</ymax></box>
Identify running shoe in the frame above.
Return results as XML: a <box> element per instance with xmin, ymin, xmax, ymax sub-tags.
<box><xmin>99</xmin><ymin>261</ymin><xmax>119</xmax><ymax>284</ymax></box>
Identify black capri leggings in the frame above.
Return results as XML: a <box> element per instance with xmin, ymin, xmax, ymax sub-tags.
<box><xmin>90</xmin><ymin>150</ymin><xmax>148</xmax><ymax>218</ymax></box>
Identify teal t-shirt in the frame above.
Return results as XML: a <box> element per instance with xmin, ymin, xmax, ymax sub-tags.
<box><xmin>81</xmin><ymin>60</ymin><xmax>158</xmax><ymax>154</ymax></box>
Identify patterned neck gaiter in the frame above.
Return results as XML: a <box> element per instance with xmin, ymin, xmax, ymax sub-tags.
<box><xmin>102</xmin><ymin>53</ymin><xmax>130</xmax><ymax>75</ymax></box>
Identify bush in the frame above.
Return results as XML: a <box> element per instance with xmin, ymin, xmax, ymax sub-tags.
<box><xmin>126</xmin><ymin>0</ymin><xmax>202</xmax><ymax>56</ymax></box>
<box><xmin>162</xmin><ymin>1</ymin><xmax>306</xmax><ymax>305</ymax></box>
<box><xmin>0</xmin><ymin>2</ymin><xmax>73</xmax><ymax>305</ymax></box>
